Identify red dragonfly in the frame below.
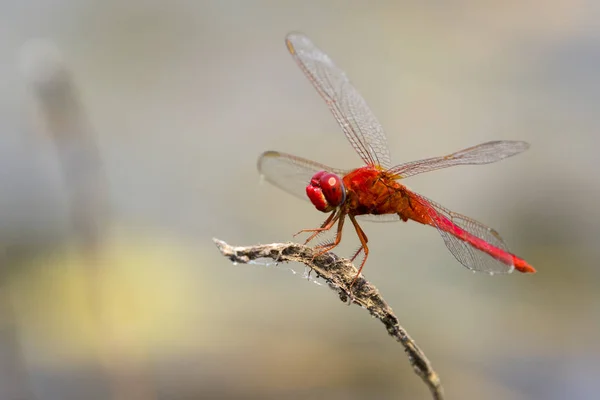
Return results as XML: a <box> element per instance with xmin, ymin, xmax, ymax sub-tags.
<box><xmin>258</xmin><ymin>33</ymin><xmax>535</xmax><ymax>280</ymax></box>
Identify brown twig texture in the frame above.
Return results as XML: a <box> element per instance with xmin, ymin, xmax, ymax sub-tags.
<box><xmin>213</xmin><ymin>239</ymin><xmax>444</xmax><ymax>400</ymax></box>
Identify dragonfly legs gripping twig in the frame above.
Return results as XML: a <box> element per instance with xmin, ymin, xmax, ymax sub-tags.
<box><xmin>295</xmin><ymin>210</ymin><xmax>371</xmax><ymax>289</ymax></box>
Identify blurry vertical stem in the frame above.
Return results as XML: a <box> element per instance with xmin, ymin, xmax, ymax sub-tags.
<box><xmin>23</xmin><ymin>42</ymin><xmax>109</xmax><ymax>252</ymax></box>
<box><xmin>22</xmin><ymin>41</ymin><xmax>155</xmax><ymax>400</ymax></box>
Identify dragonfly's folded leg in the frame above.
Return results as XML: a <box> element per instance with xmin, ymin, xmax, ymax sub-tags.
<box><xmin>312</xmin><ymin>211</ymin><xmax>346</xmax><ymax>255</ymax></box>
<box><xmin>294</xmin><ymin>209</ymin><xmax>339</xmax><ymax>244</ymax></box>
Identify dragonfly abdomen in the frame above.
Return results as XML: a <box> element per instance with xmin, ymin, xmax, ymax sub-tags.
<box><xmin>428</xmin><ymin>211</ymin><xmax>535</xmax><ymax>273</ymax></box>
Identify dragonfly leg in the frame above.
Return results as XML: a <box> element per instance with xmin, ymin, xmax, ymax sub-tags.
<box><xmin>348</xmin><ymin>214</ymin><xmax>369</xmax><ymax>287</ymax></box>
<box><xmin>294</xmin><ymin>210</ymin><xmax>339</xmax><ymax>245</ymax></box>
<box><xmin>350</xmin><ymin>246</ymin><xmax>365</xmax><ymax>263</ymax></box>
<box><xmin>312</xmin><ymin>211</ymin><xmax>345</xmax><ymax>256</ymax></box>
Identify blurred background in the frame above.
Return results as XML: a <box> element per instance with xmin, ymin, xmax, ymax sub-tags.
<box><xmin>0</xmin><ymin>1</ymin><xmax>598</xmax><ymax>399</ymax></box>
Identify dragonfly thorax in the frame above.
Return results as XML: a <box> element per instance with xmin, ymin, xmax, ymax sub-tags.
<box><xmin>306</xmin><ymin>170</ymin><xmax>346</xmax><ymax>212</ymax></box>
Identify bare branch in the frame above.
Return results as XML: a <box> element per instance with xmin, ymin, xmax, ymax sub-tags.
<box><xmin>213</xmin><ymin>239</ymin><xmax>444</xmax><ymax>400</ymax></box>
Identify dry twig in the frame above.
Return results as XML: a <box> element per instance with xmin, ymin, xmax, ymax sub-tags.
<box><xmin>213</xmin><ymin>239</ymin><xmax>444</xmax><ymax>400</ymax></box>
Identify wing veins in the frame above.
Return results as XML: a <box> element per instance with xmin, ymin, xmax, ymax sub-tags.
<box><xmin>314</xmin><ymin>60</ymin><xmax>375</xmax><ymax>166</ymax></box>
<box><xmin>285</xmin><ymin>33</ymin><xmax>391</xmax><ymax>169</ymax></box>
<box><xmin>389</xmin><ymin>141</ymin><xmax>530</xmax><ymax>178</ymax></box>
<box><xmin>411</xmin><ymin>193</ymin><xmax>514</xmax><ymax>274</ymax></box>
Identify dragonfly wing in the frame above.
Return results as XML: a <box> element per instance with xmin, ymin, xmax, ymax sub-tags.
<box><xmin>388</xmin><ymin>141</ymin><xmax>529</xmax><ymax>178</ymax></box>
<box><xmin>285</xmin><ymin>33</ymin><xmax>392</xmax><ymax>169</ymax></box>
<box><xmin>410</xmin><ymin>193</ymin><xmax>515</xmax><ymax>274</ymax></box>
<box><xmin>356</xmin><ymin>214</ymin><xmax>400</xmax><ymax>223</ymax></box>
<box><xmin>257</xmin><ymin>151</ymin><xmax>348</xmax><ymax>202</ymax></box>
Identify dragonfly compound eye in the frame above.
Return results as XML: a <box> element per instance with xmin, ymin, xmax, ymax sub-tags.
<box><xmin>319</xmin><ymin>172</ymin><xmax>346</xmax><ymax>208</ymax></box>
<box><xmin>306</xmin><ymin>170</ymin><xmax>345</xmax><ymax>212</ymax></box>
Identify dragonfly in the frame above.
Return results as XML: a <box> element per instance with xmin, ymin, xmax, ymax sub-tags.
<box><xmin>258</xmin><ymin>32</ymin><xmax>535</xmax><ymax>282</ymax></box>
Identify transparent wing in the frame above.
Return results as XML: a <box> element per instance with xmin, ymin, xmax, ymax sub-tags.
<box><xmin>257</xmin><ymin>151</ymin><xmax>348</xmax><ymax>202</ymax></box>
<box><xmin>356</xmin><ymin>214</ymin><xmax>400</xmax><ymax>223</ymax></box>
<box><xmin>410</xmin><ymin>193</ymin><xmax>515</xmax><ymax>274</ymax></box>
<box><xmin>285</xmin><ymin>32</ymin><xmax>391</xmax><ymax>169</ymax></box>
<box><xmin>388</xmin><ymin>141</ymin><xmax>529</xmax><ymax>179</ymax></box>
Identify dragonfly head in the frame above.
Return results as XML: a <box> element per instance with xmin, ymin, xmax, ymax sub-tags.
<box><xmin>306</xmin><ymin>170</ymin><xmax>346</xmax><ymax>212</ymax></box>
